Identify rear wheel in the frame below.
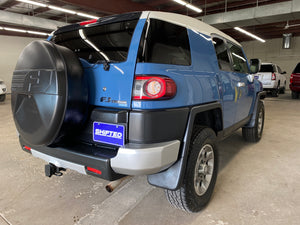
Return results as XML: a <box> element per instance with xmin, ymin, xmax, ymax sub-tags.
<box><xmin>165</xmin><ymin>127</ymin><xmax>218</xmax><ymax>212</ymax></box>
<box><xmin>291</xmin><ymin>91</ymin><xmax>299</xmax><ymax>99</ymax></box>
<box><xmin>242</xmin><ymin>101</ymin><xmax>264</xmax><ymax>142</ymax></box>
<box><xmin>279</xmin><ymin>82</ymin><xmax>286</xmax><ymax>94</ymax></box>
<box><xmin>271</xmin><ymin>85</ymin><xmax>279</xmax><ymax>97</ymax></box>
<box><xmin>0</xmin><ymin>94</ymin><xmax>5</xmax><ymax>102</ymax></box>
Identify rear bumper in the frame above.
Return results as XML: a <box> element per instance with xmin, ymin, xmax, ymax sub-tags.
<box><xmin>289</xmin><ymin>84</ymin><xmax>300</xmax><ymax>92</ymax></box>
<box><xmin>21</xmin><ymin>138</ymin><xmax>180</xmax><ymax>180</ymax></box>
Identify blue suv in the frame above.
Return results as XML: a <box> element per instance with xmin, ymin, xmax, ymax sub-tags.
<box><xmin>11</xmin><ymin>11</ymin><xmax>265</xmax><ymax>212</ymax></box>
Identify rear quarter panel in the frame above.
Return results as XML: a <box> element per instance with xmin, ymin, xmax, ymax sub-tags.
<box><xmin>132</xmin><ymin>29</ymin><xmax>220</xmax><ymax>110</ymax></box>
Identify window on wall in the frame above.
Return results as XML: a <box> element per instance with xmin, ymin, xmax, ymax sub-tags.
<box><xmin>227</xmin><ymin>43</ymin><xmax>249</xmax><ymax>74</ymax></box>
<box><xmin>212</xmin><ymin>37</ymin><xmax>231</xmax><ymax>71</ymax></box>
<box><xmin>138</xmin><ymin>19</ymin><xmax>191</xmax><ymax>66</ymax></box>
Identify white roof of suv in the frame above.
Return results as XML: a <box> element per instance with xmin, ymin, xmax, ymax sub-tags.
<box><xmin>141</xmin><ymin>11</ymin><xmax>241</xmax><ymax>46</ymax></box>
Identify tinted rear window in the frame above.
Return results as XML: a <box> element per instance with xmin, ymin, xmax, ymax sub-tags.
<box><xmin>259</xmin><ymin>65</ymin><xmax>274</xmax><ymax>72</ymax></box>
<box><xmin>138</xmin><ymin>19</ymin><xmax>191</xmax><ymax>66</ymax></box>
<box><xmin>52</xmin><ymin>19</ymin><xmax>139</xmax><ymax>63</ymax></box>
<box><xmin>293</xmin><ymin>63</ymin><xmax>300</xmax><ymax>73</ymax></box>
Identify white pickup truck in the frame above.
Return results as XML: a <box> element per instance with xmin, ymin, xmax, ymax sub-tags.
<box><xmin>255</xmin><ymin>63</ymin><xmax>287</xmax><ymax>97</ymax></box>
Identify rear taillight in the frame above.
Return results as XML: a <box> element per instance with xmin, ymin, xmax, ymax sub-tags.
<box><xmin>133</xmin><ymin>76</ymin><xmax>177</xmax><ymax>100</ymax></box>
<box><xmin>79</xmin><ymin>19</ymin><xmax>98</xmax><ymax>26</ymax></box>
<box><xmin>271</xmin><ymin>73</ymin><xmax>276</xmax><ymax>80</ymax></box>
<box><xmin>290</xmin><ymin>74</ymin><xmax>294</xmax><ymax>84</ymax></box>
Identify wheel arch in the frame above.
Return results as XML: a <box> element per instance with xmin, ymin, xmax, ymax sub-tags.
<box><xmin>147</xmin><ymin>102</ymin><xmax>223</xmax><ymax>190</ymax></box>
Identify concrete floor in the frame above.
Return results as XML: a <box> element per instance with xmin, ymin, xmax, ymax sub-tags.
<box><xmin>0</xmin><ymin>92</ymin><xmax>299</xmax><ymax>225</ymax></box>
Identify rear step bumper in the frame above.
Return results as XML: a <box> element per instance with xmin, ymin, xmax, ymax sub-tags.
<box><xmin>20</xmin><ymin>137</ymin><xmax>180</xmax><ymax>180</ymax></box>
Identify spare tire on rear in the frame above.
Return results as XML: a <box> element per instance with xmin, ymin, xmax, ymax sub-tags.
<box><xmin>11</xmin><ymin>40</ymin><xmax>88</xmax><ymax>146</ymax></box>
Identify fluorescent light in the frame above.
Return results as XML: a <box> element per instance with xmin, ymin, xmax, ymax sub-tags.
<box><xmin>77</xmin><ymin>12</ymin><xmax>99</xmax><ymax>19</ymax></box>
<box><xmin>1</xmin><ymin>26</ymin><xmax>50</xmax><ymax>36</ymax></box>
<box><xmin>27</xmin><ymin>30</ymin><xmax>49</xmax><ymax>36</ymax></box>
<box><xmin>17</xmin><ymin>0</ymin><xmax>99</xmax><ymax>19</ymax></box>
<box><xmin>4</xmin><ymin>27</ymin><xmax>26</xmax><ymax>33</ymax></box>
<box><xmin>16</xmin><ymin>0</ymin><xmax>47</xmax><ymax>7</ymax></box>
<box><xmin>186</xmin><ymin>4</ymin><xmax>202</xmax><ymax>13</ymax></box>
<box><xmin>48</xmin><ymin>5</ymin><xmax>76</xmax><ymax>14</ymax></box>
<box><xmin>173</xmin><ymin>0</ymin><xmax>187</xmax><ymax>5</ymax></box>
<box><xmin>234</xmin><ymin>27</ymin><xmax>266</xmax><ymax>43</ymax></box>
<box><xmin>173</xmin><ymin>0</ymin><xmax>202</xmax><ymax>13</ymax></box>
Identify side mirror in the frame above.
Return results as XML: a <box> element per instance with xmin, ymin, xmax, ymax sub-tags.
<box><xmin>249</xmin><ymin>58</ymin><xmax>261</xmax><ymax>74</ymax></box>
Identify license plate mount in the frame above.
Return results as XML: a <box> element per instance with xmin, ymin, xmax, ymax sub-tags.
<box><xmin>93</xmin><ymin>122</ymin><xmax>125</xmax><ymax>147</ymax></box>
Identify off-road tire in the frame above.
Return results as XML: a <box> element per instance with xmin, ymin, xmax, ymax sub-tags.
<box><xmin>242</xmin><ymin>101</ymin><xmax>264</xmax><ymax>142</ymax></box>
<box><xmin>165</xmin><ymin>127</ymin><xmax>218</xmax><ymax>213</ymax></box>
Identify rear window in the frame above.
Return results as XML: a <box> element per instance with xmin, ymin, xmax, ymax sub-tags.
<box><xmin>259</xmin><ymin>64</ymin><xmax>274</xmax><ymax>72</ymax></box>
<box><xmin>51</xmin><ymin>19</ymin><xmax>139</xmax><ymax>63</ymax></box>
<box><xmin>293</xmin><ymin>63</ymin><xmax>300</xmax><ymax>73</ymax></box>
<box><xmin>138</xmin><ymin>19</ymin><xmax>191</xmax><ymax>66</ymax></box>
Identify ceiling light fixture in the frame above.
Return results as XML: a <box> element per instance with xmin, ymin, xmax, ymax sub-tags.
<box><xmin>48</xmin><ymin>5</ymin><xmax>76</xmax><ymax>14</ymax></box>
<box><xmin>0</xmin><ymin>26</ymin><xmax>50</xmax><ymax>36</ymax></box>
<box><xmin>16</xmin><ymin>0</ymin><xmax>46</xmax><ymax>7</ymax></box>
<box><xmin>234</xmin><ymin>27</ymin><xmax>266</xmax><ymax>43</ymax></box>
<box><xmin>173</xmin><ymin>0</ymin><xmax>202</xmax><ymax>13</ymax></box>
<box><xmin>17</xmin><ymin>0</ymin><xmax>99</xmax><ymax>19</ymax></box>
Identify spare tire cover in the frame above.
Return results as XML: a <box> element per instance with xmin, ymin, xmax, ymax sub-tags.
<box><xmin>11</xmin><ymin>40</ymin><xmax>88</xmax><ymax>146</ymax></box>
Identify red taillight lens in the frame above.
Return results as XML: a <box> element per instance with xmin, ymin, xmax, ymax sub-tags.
<box><xmin>79</xmin><ymin>19</ymin><xmax>98</xmax><ymax>26</ymax></box>
<box><xmin>290</xmin><ymin>74</ymin><xmax>294</xmax><ymax>84</ymax></box>
<box><xmin>133</xmin><ymin>76</ymin><xmax>177</xmax><ymax>100</ymax></box>
<box><xmin>87</xmin><ymin>167</ymin><xmax>102</xmax><ymax>175</ymax></box>
<box><xmin>271</xmin><ymin>73</ymin><xmax>276</xmax><ymax>80</ymax></box>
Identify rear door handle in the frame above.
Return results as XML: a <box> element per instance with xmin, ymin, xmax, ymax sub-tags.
<box><xmin>237</xmin><ymin>82</ymin><xmax>245</xmax><ymax>87</ymax></box>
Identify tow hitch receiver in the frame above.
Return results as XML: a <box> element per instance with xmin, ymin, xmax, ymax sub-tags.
<box><xmin>45</xmin><ymin>164</ymin><xmax>66</xmax><ymax>177</ymax></box>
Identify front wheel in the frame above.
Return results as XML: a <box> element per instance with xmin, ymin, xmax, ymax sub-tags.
<box><xmin>165</xmin><ymin>127</ymin><xmax>218</xmax><ymax>213</ymax></box>
<box><xmin>242</xmin><ymin>100</ymin><xmax>265</xmax><ymax>142</ymax></box>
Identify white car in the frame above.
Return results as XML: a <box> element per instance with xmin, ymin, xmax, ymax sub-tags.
<box><xmin>254</xmin><ymin>63</ymin><xmax>287</xmax><ymax>97</ymax></box>
<box><xmin>0</xmin><ymin>78</ymin><xmax>7</xmax><ymax>102</ymax></box>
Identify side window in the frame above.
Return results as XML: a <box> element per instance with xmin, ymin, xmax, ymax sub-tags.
<box><xmin>138</xmin><ymin>19</ymin><xmax>191</xmax><ymax>66</ymax></box>
<box><xmin>277</xmin><ymin>66</ymin><xmax>282</xmax><ymax>74</ymax></box>
<box><xmin>227</xmin><ymin>43</ymin><xmax>249</xmax><ymax>74</ymax></box>
<box><xmin>212</xmin><ymin>37</ymin><xmax>231</xmax><ymax>71</ymax></box>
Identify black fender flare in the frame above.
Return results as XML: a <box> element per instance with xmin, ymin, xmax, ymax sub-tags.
<box><xmin>243</xmin><ymin>91</ymin><xmax>266</xmax><ymax>128</ymax></box>
<box><xmin>148</xmin><ymin>102</ymin><xmax>223</xmax><ymax>190</ymax></box>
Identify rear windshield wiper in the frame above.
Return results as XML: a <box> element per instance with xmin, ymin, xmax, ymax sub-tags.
<box><xmin>79</xmin><ymin>29</ymin><xmax>111</xmax><ymax>71</ymax></box>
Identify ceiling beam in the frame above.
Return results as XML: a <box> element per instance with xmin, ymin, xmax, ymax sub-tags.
<box><xmin>200</xmin><ymin>0</ymin><xmax>300</xmax><ymax>29</ymax></box>
<box><xmin>0</xmin><ymin>10</ymin><xmax>68</xmax><ymax>31</ymax></box>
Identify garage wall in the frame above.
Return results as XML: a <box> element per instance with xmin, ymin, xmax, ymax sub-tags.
<box><xmin>0</xmin><ymin>35</ymin><xmax>39</xmax><ymax>93</ymax></box>
<box><xmin>242</xmin><ymin>36</ymin><xmax>300</xmax><ymax>76</ymax></box>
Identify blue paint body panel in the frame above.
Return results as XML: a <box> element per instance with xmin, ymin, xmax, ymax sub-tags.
<box><xmin>78</xmin><ymin>17</ymin><xmax>262</xmax><ymax>129</ymax></box>
<box><xmin>82</xmin><ymin>18</ymin><xmax>147</xmax><ymax>109</ymax></box>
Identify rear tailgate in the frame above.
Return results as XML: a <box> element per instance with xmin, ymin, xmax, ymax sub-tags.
<box><xmin>51</xmin><ymin>12</ymin><xmax>147</xmax><ymax>109</ymax></box>
<box><xmin>255</xmin><ymin>72</ymin><xmax>272</xmax><ymax>86</ymax></box>
<box><xmin>292</xmin><ymin>73</ymin><xmax>300</xmax><ymax>86</ymax></box>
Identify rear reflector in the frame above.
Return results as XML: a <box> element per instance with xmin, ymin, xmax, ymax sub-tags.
<box><xmin>79</xmin><ymin>19</ymin><xmax>98</xmax><ymax>26</ymax></box>
<box><xmin>24</xmin><ymin>146</ymin><xmax>31</xmax><ymax>151</ymax></box>
<box><xmin>87</xmin><ymin>167</ymin><xmax>102</xmax><ymax>175</ymax></box>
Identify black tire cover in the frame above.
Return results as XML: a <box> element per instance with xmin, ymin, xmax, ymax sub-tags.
<box><xmin>11</xmin><ymin>40</ymin><xmax>88</xmax><ymax>146</ymax></box>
